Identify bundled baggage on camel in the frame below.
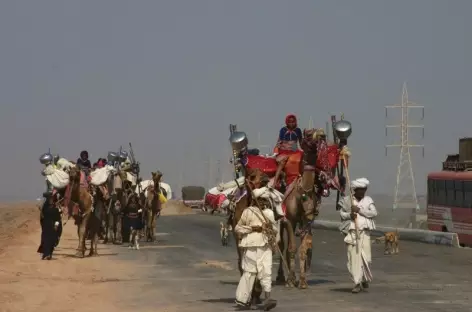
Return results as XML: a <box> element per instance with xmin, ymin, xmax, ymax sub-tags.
<box><xmin>126</xmin><ymin>172</ymin><xmax>137</xmax><ymax>186</ymax></box>
<box><xmin>135</xmin><ymin>180</ymin><xmax>170</xmax><ymax>203</ymax></box>
<box><xmin>90</xmin><ymin>165</ymin><xmax>116</xmax><ymax>186</ymax></box>
<box><xmin>42</xmin><ymin>165</ymin><xmax>70</xmax><ymax>189</ymax></box>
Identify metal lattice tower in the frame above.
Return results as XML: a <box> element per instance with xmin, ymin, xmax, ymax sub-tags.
<box><xmin>385</xmin><ymin>82</ymin><xmax>424</xmax><ymax>211</ymax></box>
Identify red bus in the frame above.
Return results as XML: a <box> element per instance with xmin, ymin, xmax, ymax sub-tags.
<box><xmin>427</xmin><ymin>171</ymin><xmax>472</xmax><ymax>247</ymax></box>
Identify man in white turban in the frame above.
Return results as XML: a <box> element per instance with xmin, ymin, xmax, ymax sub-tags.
<box><xmin>338</xmin><ymin>177</ymin><xmax>377</xmax><ymax>293</ymax></box>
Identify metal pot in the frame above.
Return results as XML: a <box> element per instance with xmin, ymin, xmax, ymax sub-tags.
<box><xmin>229</xmin><ymin>131</ymin><xmax>248</xmax><ymax>153</ymax></box>
<box><xmin>39</xmin><ymin>153</ymin><xmax>53</xmax><ymax>165</ymax></box>
<box><xmin>334</xmin><ymin>120</ymin><xmax>352</xmax><ymax>140</ymax></box>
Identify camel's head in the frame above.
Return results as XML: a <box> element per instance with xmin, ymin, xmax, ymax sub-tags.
<box><xmin>302</xmin><ymin>128</ymin><xmax>318</xmax><ymax>151</ymax></box>
<box><xmin>246</xmin><ymin>168</ymin><xmax>269</xmax><ymax>190</ymax></box>
<box><xmin>151</xmin><ymin>171</ymin><xmax>162</xmax><ymax>184</ymax></box>
<box><xmin>68</xmin><ymin>166</ymin><xmax>81</xmax><ymax>182</ymax></box>
<box><xmin>301</xmin><ymin>128</ymin><xmax>320</xmax><ymax>165</ymax></box>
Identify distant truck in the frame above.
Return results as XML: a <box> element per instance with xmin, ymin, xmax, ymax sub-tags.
<box><xmin>181</xmin><ymin>186</ymin><xmax>206</xmax><ymax>210</ymax></box>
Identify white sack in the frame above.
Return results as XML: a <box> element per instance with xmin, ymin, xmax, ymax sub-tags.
<box><xmin>90</xmin><ymin>165</ymin><xmax>115</xmax><ymax>186</ymax></box>
<box><xmin>56</xmin><ymin>158</ymin><xmax>75</xmax><ymax>171</ymax></box>
<box><xmin>135</xmin><ymin>179</ymin><xmax>172</xmax><ymax>199</ymax></box>
<box><xmin>126</xmin><ymin>172</ymin><xmax>137</xmax><ymax>186</ymax></box>
<box><xmin>44</xmin><ymin>165</ymin><xmax>70</xmax><ymax>189</ymax></box>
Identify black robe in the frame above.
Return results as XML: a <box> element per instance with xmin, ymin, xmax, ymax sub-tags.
<box><xmin>37</xmin><ymin>201</ymin><xmax>62</xmax><ymax>259</ymax></box>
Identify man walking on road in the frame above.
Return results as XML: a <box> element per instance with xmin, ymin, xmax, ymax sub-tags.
<box><xmin>338</xmin><ymin>177</ymin><xmax>377</xmax><ymax>293</ymax></box>
<box><xmin>234</xmin><ymin>201</ymin><xmax>278</xmax><ymax>311</ymax></box>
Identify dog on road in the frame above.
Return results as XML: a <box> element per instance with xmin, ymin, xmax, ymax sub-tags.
<box><xmin>374</xmin><ymin>229</ymin><xmax>399</xmax><ymax>255</ymax></box>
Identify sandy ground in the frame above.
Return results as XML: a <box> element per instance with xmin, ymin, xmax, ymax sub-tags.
<box><xmin>161</xmin><ymin>199</ymin><xmax>194</xmax><ymax>216</ymax></box>
<box><xmin>0</xmin><ymin>200</ymin><xmax>191</xmax><ymax>312</ymax></box>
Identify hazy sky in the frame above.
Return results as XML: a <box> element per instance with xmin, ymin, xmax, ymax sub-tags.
<box><xmin>0</xmin><ymin>0</ymin><xmax>471</xmax><ymax>201</ymax></box>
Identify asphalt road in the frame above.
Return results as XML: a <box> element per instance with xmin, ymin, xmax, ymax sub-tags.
<box><xmin>108</xmin><ymin>212</ymin><xmax>472</xmax><ymax>312</ymax></box>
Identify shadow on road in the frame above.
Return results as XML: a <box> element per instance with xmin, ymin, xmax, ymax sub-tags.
<box><xmin>219</xmin><ymin>279</ymin><xmax>335</xmax><ymax>287</ymax></box>
<box><xmin>53</xmin><ymin>252</ymin><xmax>119</xmax><ymax>258</ymax></box>
<box><xmin>307</xmin><ymin>279</ymin><xmax>335</xmax><ymax>286</ymax></box>
<box><xmin>330</xmin><ymin>287</ymin><xmax>354</xmax><ymax>293</ymax></box>
<box><xmin>201</xmin><ymin>298</ymin><xmax>235</xmax><ymax>304</ymax></box>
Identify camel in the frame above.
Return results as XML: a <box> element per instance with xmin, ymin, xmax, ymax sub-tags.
<box><xmin>68</xmin><ymin>166</ymin><xmax>100</xmax><ymax>258</ymax></box>
<box><xmin>103</xmin><ymin>171</ymin><xmax>127</xmax><ymax>244</ymax></box>
<box><xmin>229</xmin><ymin>129</ymin><xmax>321</xmax><ymax>294</ymax></box>
<box><xmin>143</xmin><ymin>172</ymin><xmax>162</xmax><ymax>242</ymax></box>
<box><xmin>275</xmin><ymin>128</ymin><xmax>319</xmax><ymax>289</ymax></box>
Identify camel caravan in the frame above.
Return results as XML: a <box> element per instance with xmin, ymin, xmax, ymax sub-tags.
<box><xmin>206</xmin><ymin>115</ymin><xmax>352</xmax><ymax>294</ymax></box>
<box><xmin>37</xmin><ymin>144</ymin><xmax>170</xmax><ymax>259</ymax></box>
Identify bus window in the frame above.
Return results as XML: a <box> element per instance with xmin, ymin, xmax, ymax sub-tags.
<box><xmin>427</xmin><ymin>179</ymin><xmax>434</xmax><ymax>205</ymax></box>
<box><xmin>436</xmin><ymin>180</ymin><xmax>446</xmax><ymax>206</ymax></box>
<box><xmin>445</xmin><ymin>180</ymin><xmax>455</xmax><ymax>206</ymax></box>
<box><xmin>464</xmin><ymin>181</ymin><xmax>472</xmax><ymax>208</ymax></box>
<box><xmin>454</xmin><ymin>180</ymin><xmax>464</xmax><ymax>207</ymax></box>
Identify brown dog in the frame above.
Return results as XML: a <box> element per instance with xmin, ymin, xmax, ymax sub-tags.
<box><xmin>374</xmin><ymin>229</ymin><xmax>399</xmax><ymax>255</ymax></box>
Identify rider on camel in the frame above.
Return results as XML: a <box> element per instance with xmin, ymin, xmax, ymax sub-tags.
<box><xmin>272</xmin><ymin>114</ymin><xmax>303</xmax><ymax>188</ymax></box>
<box><xmin>277</xmin><ymin>114</ymin><xmax>303</xmax><ymax>150</ymax></box>
<box><xmin>93</xmin><ymin>158</ymin><xmax>107</xmax><ymax>169</ymax></box>
<box><xmin>76</xmin><ymin>150</ymin><xmax>92</xmax><ymax>170</ymax></box>
<box><xmin>76</xmin><ymin>150</ymin><xmax>92</xmax><ymax>184</ymax></box>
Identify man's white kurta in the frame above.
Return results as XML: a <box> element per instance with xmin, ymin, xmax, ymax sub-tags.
<box><xmin>338</xmin><ymin>194</ymin><xmax>377</xmax><ymax>285</ymax></box>
<box><xmin>234</xmin><ymin>206</ymin><xmax>278</xmax><ymax>304</ymax></box>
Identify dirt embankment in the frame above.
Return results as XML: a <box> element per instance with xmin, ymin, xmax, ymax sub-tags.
<box><xmin>0</xmin><ymin>201</ymin><xmax>40</xmax><ymax>253</ymax></box>
<box><xmin>161</xmin><ymin>199</ymin><xmax>194</xmax><ymax>216</ymax></box>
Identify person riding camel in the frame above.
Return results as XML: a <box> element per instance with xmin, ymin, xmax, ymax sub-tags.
<box><xmin>76</xmin><ymin>150</ymin><xmax>92</xmax><ymax>186</ymax></box>
<box><xmin>272</xmin><ymin>114</ymin><xmax>303</xmax><ymax>188</ymax></box>
<box><xmin>93</xmin><ymin>158</ymin><xmax>107</xmax><ymax>169</ymax></box>
<box><xmin>76</xmin><ymin>150</ymin><xmax>92</xmax><ymax>170</ymax></box>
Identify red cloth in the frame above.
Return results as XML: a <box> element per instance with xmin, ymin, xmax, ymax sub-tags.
<box><xmin>204</xmin><ymin>193</ymin><xmax>227</xmax><ymax>210</ymax></box>
<box><xmin>285</xmin><ymin>114</ymin><xmax>297</xmax><ymax>127</ymax></box>
<box><xmin>316</xmin><ymin>143</ymin><xmax>340</xmax><ymax>171</ymax></box>
<box><xmin>246</xmin><ymin>155</ymin><xmax>278</xmax><ymax>177</ymax></box>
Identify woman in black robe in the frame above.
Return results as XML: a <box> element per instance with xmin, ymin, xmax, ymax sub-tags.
<box><xmin>37</xmin><ymin>195</ymin><xmax>62</xmax><ymax>260</ymax></box>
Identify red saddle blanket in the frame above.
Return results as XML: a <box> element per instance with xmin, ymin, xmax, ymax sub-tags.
<box><xmin>246</xmin><ymin>155</ymin><xmax>278</xmax><ymax>177</ymax></box>
<box><xmin>204</xmin><ymin>193</ymin><xmax>227</xmax><ymax>210</ymax></box>
<box><xmin>246</xmin><ymin>144</ymin><xmax>340</xmax><ymax>187</ymax></box>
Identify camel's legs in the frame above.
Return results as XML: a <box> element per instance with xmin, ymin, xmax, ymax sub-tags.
<box><xmin>89</xmin><ymin>221</ymin><xmax>99</xmax><ymax>257</ymax></box>
<box><xmin>285</xmin><ymin>220</ymin><xmax>297</xmax><ymax>288</ymax></box>
<box><xmin>276</xmin><ymin>222</ymin><xmax>286</xmax><ymax>284</ymax></box>
<box><xmin>116</xmin><ymin>210</ymin><xmax>122</xmax><ymax>244</ymax></box>
<box><xmin>76</xmin><ymin>214</ymin><xmax>90</xmax><ymax>258</ymax></box>
<box><xmin>298</xmin><ymin>232</ymin><xmax>313</xmax><ymax>289</ymax></box>
<box><xmin>147</xmin><ymin>211</ymin><xmax>156</xmax><ymax>242</ymax></box>
<box><xmin>146</xmin><ymin>210</ymin><xmax>151</xmax><ymax>242</ymax></box>
<box><xmin>150</xmin><ymin>212</ymin><xmax>156</xmax><ymax>242</ymax></box>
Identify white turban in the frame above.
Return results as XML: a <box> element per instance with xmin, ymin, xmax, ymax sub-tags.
<box><xmin>351</xmin><ymin>178</ymin><xmax>369</xmax><ymax>190</ymax></box>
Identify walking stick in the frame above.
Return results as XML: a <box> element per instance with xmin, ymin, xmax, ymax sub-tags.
<box><xmin>341</xmin><ymin>155</ymin><xmax>360</xmax><ymax>254</ymax></box>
